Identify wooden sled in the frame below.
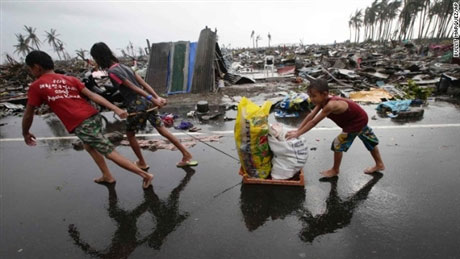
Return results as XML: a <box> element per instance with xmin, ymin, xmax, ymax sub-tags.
<box><xmin>239</xmin><ymin>167</ymin><xmax>305</xmax><ymax>186</ymax></box>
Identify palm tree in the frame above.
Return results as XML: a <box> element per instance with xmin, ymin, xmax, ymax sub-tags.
<box><xmin>267</xmin><ymin>32</ymin><xmax>271</xmax><ymax>48</ymax></box>
<box><xmin>45</xmin><ymin>29</ymin><xmax>62</xmax><ymax>60</ymax></box>
<box><xmin>255</xmin><ymin>35</ymin><xmax>262</xmax><ymax>48</ymax></box>
<box><xmin>417</xmin><ymin>0</ymin><xmax>431</xmax><ymax>39</ymax></box>
<box><xmin>383</xmin><ymin>0</ymin><xmax>401</xmax><ymax>41</ymax></box>
<box><xmin>429</xmin><ymin>1</ymin><xmax>442</xmax><ymax>38</ymax></box>
<box><xmin>363</xmin><ymin>7</ymin><xmax>371</xmax><ymax>41</ymax></box>
<box><xmin>250</xmin><ymin>30</ymin><xmax>255</xmax><ymax>49</ymax></box>
<box><xmin>436</xmin><ymin>0</ymin><xmax>454</xmax><ymax>39</ymax></box>
<box><xmin>13</xmin><ymin>34</ymin><xmax>32</xmax><ymax>57</ymax></box>
<box><xmin>348</xmin><ymin>15</ymin><xmax>354</xmax><ymax>42</ymax></box>
<box><xmin>406</xmin><ymin>0</ymin><xmax>424</xmax><ymax>39</ymax></box>
<box><xmin>24</xmin><ymin>25</ymin><xmax>41</xmax><ymax>50</ymax></box>
<box><xmin>398</xmin><ymin>0</ymin><xmax>415</xmax><ymax>40</ymax></box>
<box><xmin>56</xmin><ymin>40</ymin><xmax>68</xmax><ymax>60</ymax></box>
<box><xmin>375</xmin><ymin>0</ymin><xmax>388</xmax><ymax>41</ymax></box>
<box><xmin>423</xmin><ymin>1</ymin><xmax>438</xmax><ymax>38</ymax></box>
<box><xmin>352</xmin><ymin>9</ymin><xmax>363</xmax><ymax>43</ymax></box>
<box><xmin>369</xmin><ymin>0</ymin><xmax>379</xmax><ymax>40</ymax></box>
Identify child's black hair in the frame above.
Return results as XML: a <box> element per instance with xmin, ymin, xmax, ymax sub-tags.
<box><xmin>90</xmin><ymin>42</ymin><xmax>119</xmax><ymax>69</ymax></box>
<box><xmin>25</xmin><ymin>50</ymin><xmax>54</xmax><ymax>70</ymax></box>
<box><xmin>307</xmin><ymin>78</ymin><xmax>329</xmax><ymax>93</ymax></box>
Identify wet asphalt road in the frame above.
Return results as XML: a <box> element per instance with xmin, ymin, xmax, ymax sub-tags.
<box><xmin>1</xmin><ymin>100</ymin><xmax>460</xmax><ymax>258</ymax></box>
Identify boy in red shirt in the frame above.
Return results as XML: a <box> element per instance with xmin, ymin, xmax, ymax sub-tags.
<box><xmin>286</xmin><ymin>79</ymin><xmax>385</xmax><ymax>178</ymax></box>
<box><xmin>22</xmin><ymin>51</ymin><xmax>153</xmax><ymax>188</ymax></box>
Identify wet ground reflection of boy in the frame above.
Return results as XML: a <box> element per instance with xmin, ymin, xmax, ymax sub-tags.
<box><xmin>240</xmin><ymin>173</ymin><xmax>383</xmax><ymax>242</ymax></box>
<box><xmin>299</xmin><ymin>173</ymin><xmax>383</xmax><ymax>242</ymax></box>
<box><xmin>68</xmin><ymin>167</ymin><xmax>195</xmax><ymax>257</ymax></box>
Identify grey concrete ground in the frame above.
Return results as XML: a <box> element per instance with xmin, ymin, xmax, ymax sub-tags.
<box><xmin>1</xmin><ymin>100</ymin><xmax>460</xmax><ymax>258</ymax></box>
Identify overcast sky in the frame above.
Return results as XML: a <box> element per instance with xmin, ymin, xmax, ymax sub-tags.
<box><xmin>1</xmin><ymin>0</ymin><xmax>375</xmax><ymax>63</ymax></box>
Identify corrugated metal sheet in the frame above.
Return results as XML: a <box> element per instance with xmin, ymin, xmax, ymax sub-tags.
<box><xmin>167</xmin><ymin>41</ymin><xmax>190</xmax><ymax>94</ymax></box>
<box><xmin>224</xmin><ymin>73</ymin><xmax>256</xmax><ymax>84</ymax></box>
<box><xmin>144</xmin><ymin>42</ymin><xmax>171</xmax><ymax>95</ymax></box>
<box><xmin>191</xmin><ymin>28</ymin><xmax>217</xmax><ymax>93</ymax></box>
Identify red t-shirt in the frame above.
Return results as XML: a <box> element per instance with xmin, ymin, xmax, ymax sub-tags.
<box><xmin>27</xmin><ymin>73</ymin><xmax>98</xmax><ymax>132</ymax></box>
<box><xmin>326</xmin><ymin>96</ymin><xmax>368</xmax><ymax>133</ymax></box>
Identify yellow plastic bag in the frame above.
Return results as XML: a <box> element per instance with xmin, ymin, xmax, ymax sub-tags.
<box><xmin>234</xmin><ymin>97</ymin><xmax>272</xmax><ymax>179</ymax></box>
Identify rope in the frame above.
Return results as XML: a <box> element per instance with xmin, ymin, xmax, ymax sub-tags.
<box><xmin>183</xmin><ymin>131</ymin><xmax>240</xmax><ymax>162</ymax></box>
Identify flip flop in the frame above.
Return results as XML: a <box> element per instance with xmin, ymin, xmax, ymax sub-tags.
<box><xmin>93</xmin><ymin>178</ymin><xmax>116</xmax><ymax>185</ymax></box>
<box><xmin>188</xmin><ymin>127</ymin><xmax>201</xmax><ymax>132</ymax></box>
<box><xmin>134</xmin><ymin>161</ymin><xmax>150</xmax><ymax>171</ymax></box>
<box><xmin>176</xmin><ymin>160</ymin><xmax>198</xmax><ymax>167</ymax></box>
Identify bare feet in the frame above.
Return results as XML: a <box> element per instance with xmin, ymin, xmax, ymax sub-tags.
<box><xmin>364</xmin><ymin>164</ymin><xmax>385</xmax><ymax>174</ymax></box>
<box><xmin>320</xmin><ymin>168</ymin><xmax>339</xmax><ymax>178</ymax></box>
<box><xmin>143</xmin><ymin>173</ymin><xmax>154</xmax><ymax>189</ymax></box>
<box><xmin>94</xmin><ymin>176</ymin><xmax>116</xmax><ymax>184</ymax></box>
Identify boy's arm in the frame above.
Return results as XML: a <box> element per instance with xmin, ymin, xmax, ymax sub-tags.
<box><xmin>22</xmin><ymin>104</ymin><xmax>37</xmax><ymax>146</ymax></box>
<box><xmin>134</xmin><ymin>73</ymin><xmax>167</xmax><ymax>106</ymax></box>
<box><xmin>286</xmin><ymin>104</ymin><xmax>333</xmax><ymax>139</ymax></box>
<box><xmin>298</xmin><ymin>105</ymin><xmax>321</xmax><ymax>129</ymax></box>
<box><xmin>134</xmin><ymin>73</ymin><xmax>159</xmax><ymax>98</ymax></box>
<box><xmin>121</xmin><ymin>78</ymin><xmax>164</xmax><ymax>108</ymax></box>
<box><xmin>80</xmin><ymin>88</ymin><xmax>128</xmax><ymax>118</ymax></box>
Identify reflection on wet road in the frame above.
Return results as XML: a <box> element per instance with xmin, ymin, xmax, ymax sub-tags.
<box><xmin>240</xmin><ymin>173</ymin><xmax>383</xmax><ymax>243</ymax></box>
<box><xmin>68</xmin><ymin>167</ymin><xmax>195</xmax><ymax>258</ymax></box>
<box><xmin>1</xmin><ymin>101</ymin><xmax>460</xmax><ymax>258</ymax></box>
<box><xmin>299</xmin><ymin>173</ymin><xmax>383</xmax><ymax>243</ymax></box>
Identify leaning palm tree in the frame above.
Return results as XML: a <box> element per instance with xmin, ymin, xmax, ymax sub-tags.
<box><xmin>398</xmin><ymin>0</ymin><xmax>415</xmax><ymax>40</ymax></box>
<box><xmin>13</xmin><ymin>34</ymin><xmax>32</xmax><ymax>57</ymax></box>
<box><xmin>24</xmin><ymin>25</ymin><xmax>41</xmax><ymax>50</ymax></box>
<box><xmin>56</xmin><ymin>40</ymin><xmax>67</xmax><ymax>60</ymax></box>
<box><xmin>45</xmin><ymin>29</ymin><xmax>62</xmax><ymax>59</ymax></box>
<box><xmin>370</xmin><ymin>0</ymin><xmax>380</xmax><ymax>40</ymax></box>
<box><xmin>352</xmin><ymin>9</ymin><xmax>363</xmax><ymax>43</ymax></box>
<box><xmin>405</xmin><ymin>0</ymin><xmax>424</xmax><ymax>39</ymax></box>
<box><xmin>375</xmin><ymin>0</ymin><xmax>388</xmax><ymax>41</ymax></box>
<box><xmin>250</xmin><ymin>30</ymin><xmax>255</xmax><ymax>49</ymax></box>
<box><xmin>363</xmin><ymin>7</ymin><xmax>372</xmax><ymax>41</ymax></box>
<box><xmin>436</xmin><ymin>0</ymin><xmax>454</xmax><ymax>39</ymax></box>
<box><xmin>417</xmin><ymin>0</ymin><xmax>431</xmax><ymax>39</ymax></box>
<box><xmin>255</xmin><ymin>35</ymin><xmax>262</xmax><ymax>49</ymax></box>
<box><xmin>348</xmin><ymin>15</ymin><xmax>354</xmax><ymax>42</ymax></box>
<box><xmin>423</xmin><ymin>1</ymin><xmax>438</xmax><ymax>38</ymax></box>
<box><xmin>384</xmin><ymin>0</ymin><xmax>402</xmax><ymax>41</ymax></box>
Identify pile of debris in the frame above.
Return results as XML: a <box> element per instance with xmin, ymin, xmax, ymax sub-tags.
<box><xmin>2</xmin><ymin>34</ymin><xmax>459</xmax><ymax>120</ymax></box>
<box><xmin>227</xmin><ymin>40</ymin><xmax>460</xmax><ymax>102</ymax></box>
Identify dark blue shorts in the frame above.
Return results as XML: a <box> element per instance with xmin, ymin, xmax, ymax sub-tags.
<box><xmin>126</xmin><ymin>96</ymin><xmax>163</xmax><ymax>132</ymax></box>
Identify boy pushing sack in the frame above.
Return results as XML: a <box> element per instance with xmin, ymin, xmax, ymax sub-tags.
<box><xmin>22</xmin><ymin>51</ymin><xmax>154</xmax><ymax>188</ymax></box>
<box><xmin>286</xmin><ymin>79</ymin><xmax>385</xmax><ymax>178</ymax></box>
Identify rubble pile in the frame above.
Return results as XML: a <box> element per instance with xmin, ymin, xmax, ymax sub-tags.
<box><xmin>1</xmin><ymin>40</ymin><xmax>459</xmax><ymax>119</ymax></box>
<box><xmin>227</xmin><ymin>40</ymin><xmax>460</xmax><ymax>101</ymax></box>
<box><xmin>0</xmin><ymin>62</ymin><xmax>31</xmax><ymax>103</ymax></box>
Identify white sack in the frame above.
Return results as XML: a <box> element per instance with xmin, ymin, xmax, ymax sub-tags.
<box><xmin>268</xmin><ymin>123</ymin><xmax>309</xmax><ymax>179</ymax></box>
